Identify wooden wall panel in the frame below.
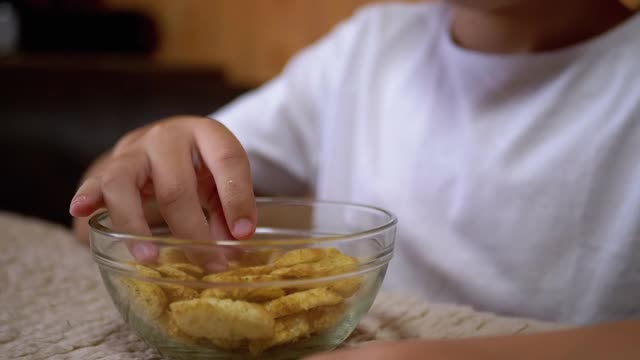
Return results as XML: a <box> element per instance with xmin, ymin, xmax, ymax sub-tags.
<box><xmin>104</xmin><ymin>0</ymin><xmax>416</xmax><ymax>85</ymax></box>
<box><xmin>104</xmin><ymin>0</ymin><xmax>638</xmax><ymax>85</ymax></box>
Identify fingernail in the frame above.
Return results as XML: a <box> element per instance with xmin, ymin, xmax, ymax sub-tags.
<box><xmin>70</xmin><ymin>195</ymin><xmax>87</xmax><ymax>208</ymax></box>
<box><xmin>232</xmin><ymin>218</ymin><xmax>254</xmax><ymax>239</ymax></box>
<box><xmin>69</xmin><ymin>196</ymin><xmax>88</xmax><ymax>215</ymax></box>
<box><xmin>132</xmin><ymin>243</ymin><xmax>158</xmax><ymax>263</ymax></box>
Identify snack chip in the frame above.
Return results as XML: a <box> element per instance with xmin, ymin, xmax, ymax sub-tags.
<box><xmin>121</xmin><ymin>246</ymin><xmax>362</xmax><ymax>354</ymax></box>
<box><xmin>248</xmin><ymin>311</ymin><xmax>311</xmax><ymax>354</ymax></box>
<box><xmin>155</xmin><ymin>264</ymin><xmax>198</xmax><ymax>281</ymax></box>
<box><xmin>121</xmin><ymin>279</ymin><xmax>167</xmax><ymax>320</ymax></box>
<box><xmin>325</xmin><ymin>277</ymin><xmax>362</xmax><ymax>297</ymax></box>
<box><xmin>233</xmin><ymin>249</ymin><xmax>285</xmax><ymax>267</ymax></box>
<box><xmin>209</xmin><ymin>337</ymin><xmax>247</xmax><ymax>351</ymax></box>
<box><xmin>202</xmin><ymin>272</ymin><xmax>280</xmax><ymax>283</ymax></box>
<box><xmin>158</xmin><ymin>247</ymin><xmax>190</xmax><ymax>264</ymax></box>
<box><xmin>264</xmin><ymin>288</ymin><xmax>343</xmax><ymax>318</ymax></box>
<box><xmin>307</xmin><ymin>304</ymin><xmax>345</xmax><ymax>332</ymax></box>
<box><xmin>248</xmin><ymin>304</ymin><xmax>345</xmax><ymax>354</ymax></box>
<box><xmin>131</xmin><ymin>264</ymin><xmax>162</xmax><ymax>278</ymax></box>
<box><xmin>170</xmin><ymin>298</ymin><xmax>275</xmax><ymax>340</ymax></box>
<box><xmin>271</xmin><ymin>253</ymin><xmax>358</xmax><ymax>278</ymax></box>
<box><xmin>161</xmin><ymin>283</ymin><xmax>200</xmax><ymax>302</ymax></box>
<box><xmin>272</xmin><ymin>248</ymin><xmax>340</xmax><ymax>268</ymax></box>
<box><xmin>158</xmin><ymin>313</ymin><xmax>196</xmax><ymax>343</ymax></box>
<box><xmin>167</xmin><ymin>263</ymin><xmax>204</xmax><ymax>278</ymax></box>
<box><xmin>201</xmin><ymin>286</ymin><xmax>286</xmax><ymax>302</ymax></box>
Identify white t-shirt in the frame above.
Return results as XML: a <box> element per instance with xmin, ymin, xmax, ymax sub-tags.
<box><xmin>213</xmin><ymin>2</ymin><xmax>640</xmax><ymax>324</ymax></box>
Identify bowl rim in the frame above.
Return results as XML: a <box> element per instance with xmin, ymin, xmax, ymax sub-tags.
<box><xmin>89</xmin><ymin>197</ymin><xmax>398</xmax><ymax>247</ymax></box>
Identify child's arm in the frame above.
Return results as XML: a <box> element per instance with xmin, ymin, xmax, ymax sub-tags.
<box><xmin>308</xmin><ymin>320</ymin><xmax>640</xmax><ymax>360</ymax></box>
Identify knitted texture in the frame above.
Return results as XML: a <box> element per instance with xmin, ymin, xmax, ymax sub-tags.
<box><xmin>0</xmin><ymin>212</ymin><xmax>563</xmax><ymax>359</ymax></box>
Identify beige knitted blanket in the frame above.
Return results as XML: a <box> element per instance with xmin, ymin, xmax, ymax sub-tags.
<box><xmin>0</xmin><ymin>212</ymin><xmax>563</xmax><ymax>359</ymax></box>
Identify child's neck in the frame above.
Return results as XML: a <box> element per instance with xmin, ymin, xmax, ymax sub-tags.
<box><xmin>451</xmin><ymin>0</ymin><xmax>634</xmax><ymax>53</ymax></box>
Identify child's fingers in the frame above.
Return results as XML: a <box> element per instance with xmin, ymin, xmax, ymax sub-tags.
<box><xmin>70</xmin><ymin>116</ymin><xmax>256</xmax><ymax>268</ymax></box>
<box><xmin>127</xmin><ymin>241</ymin><xmax>159</xmax><ymax>264</ymax></box>
<box><xmin>144</xmin><ymin>125</ymin><xmax>230</xmax><ymax>270</ymax></box>
<box><xmin>178</xmin><ymin>175</ymin><xmax>238</xmax><ymax>273</ymax></box>
<box><xmin>145</xmin><ymin>126</ymin><xmax>213</xmax><ymax>243</ymax></box>
<box><xmin>70</xmin><ymin>177</ymin><xmax>104</xmax><ymax>217</ymax></box>
<box><xmin>100</xmin><ymin>156</ymin><xmax>151</xmax><ymax>236</ymax></box>
<box><xmin>208</xmin><ymin>190</ymin><xmax>244</xmax><ymax>270</ymax></box>
<box><xmin>180</xmin><ymin>193</ymin><xmax>244</xmax><ymax>273</ymax></box>
<box><xmin>196</xmin><ymin>120</ymin><xmax>257</xmax><ymax>240</ymax></box>
<box><xmin>173</xmin><ymin>170</ymin><xmax>238</xmax><ymax>272</ymax></box>
<box><xmin>99</xmin><ymin>154</ymin><xmax>157</xmax><ymax>263</ymax></box>
<box><xmin>71</xmin><ymin>169</ymin><xmax>153</xmax><ymax>263</ymax></box>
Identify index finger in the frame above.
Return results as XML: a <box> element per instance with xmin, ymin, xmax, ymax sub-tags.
<box><xmin>195</xmin><ymin>120</ymin><xmax>257</xmax><ymax>240</ymax></box>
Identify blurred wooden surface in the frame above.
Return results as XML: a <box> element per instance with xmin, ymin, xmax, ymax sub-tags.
<box><xmin>101</xmin><ymin>0</ymin><xmax>639</xmax><ymax>85</ymax></box>
<box><xmin>104</xmin><ymin>0</ymin><xmax>417</xmax><ymax>85</ymax></box>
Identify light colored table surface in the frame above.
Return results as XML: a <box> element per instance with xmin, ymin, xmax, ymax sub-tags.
<box><xmin>0</xmin><ymin>212</ymin><xmax>563</xmax><ymax>359</ymax></box>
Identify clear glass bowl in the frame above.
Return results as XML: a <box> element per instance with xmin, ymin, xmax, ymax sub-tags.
<box><xmin>90</xmin><ymin>198</ymin><xmax>396</xmax><ymax>360</ymax></box>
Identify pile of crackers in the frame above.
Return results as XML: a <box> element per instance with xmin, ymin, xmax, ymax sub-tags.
<box><xmin>119</xmin><ymin>247</ymin><xmax>362</xmax><ymax>354</ymax></box>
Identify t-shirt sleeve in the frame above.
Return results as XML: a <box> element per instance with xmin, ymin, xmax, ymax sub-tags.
<box><xmin>210</xmin><ymin>13</ymin><xmax>363</xmax><ymax>196</ymax></box>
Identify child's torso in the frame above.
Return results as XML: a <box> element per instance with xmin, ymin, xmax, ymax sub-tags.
<box><xmin>315</xmin><ymin>4</ymin><xmax>640</xmax><ymax>323</ymax></box>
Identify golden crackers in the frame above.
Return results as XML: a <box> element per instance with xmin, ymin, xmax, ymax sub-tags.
<box><xmin>168</xmin><ymin>263</ymin><xmax>205</xmax><ymax>278</ymax></box>
<box><xmin>201</xmin><ymin>286</ymin><xmax>286</xmax><ymax>302</ymax></box>
<box><xmin>248</xmin><ymin>311</ymin><xmax>311</xmax><ymax>354</ymax></box>
<box><xmin>271</xmin><ymin>253</ymin><xmax>358</xmax><ymax>278</ymax></box>
<box><xmin>120</xmin><ymin>246</ymin><xmax>362</xmax><ymax>354</ymax></box>
<box><xmin>158</xmin><ymin>247</ymin><xmax>190</xmax><ymax>264</ymax></box>
<box><xmin>272</xmin><ymin>248</ymin><xmax>340</xmax><ymax>268</ymax></box>
<box><xmin>264</xmin><ymin>288</ymin><xmax>343</xmax><ymax>318</ymax></box>
<box><xmin>170</xmin><ymin>298</ymin><xmax>275</xmax><ymax>340</ymax></box>
<box><xmin>249</xmin><ymin>304</ymin><xmax>345</xmax><ymax>354</ymax></box>
<box><xmin>132</xmin><ymin>264</ymin><xmax>162</xmax><ymax>278</ymax></box>
<box><xmin>155</xmin><ymin>264</ymin><xmax>198</xmax><ymax>281</ymax></box>
<box><xmin>120</xmin><ymin>279</ymin><xmax>167</xmax><ymax>320</ymax></box>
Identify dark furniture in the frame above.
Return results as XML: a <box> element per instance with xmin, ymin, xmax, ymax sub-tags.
<box><xmin>0</xmin><ymin>56</ymin><xmax>250</xmax><ymax>226</ymax></box>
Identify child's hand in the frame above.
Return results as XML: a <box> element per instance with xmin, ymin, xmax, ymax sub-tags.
<box><xmin>69</xmin><ymin>116</ymin><xmax>256</xmax><ymax>270</ymax></box>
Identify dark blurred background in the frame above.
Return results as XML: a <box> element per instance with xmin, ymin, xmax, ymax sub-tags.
<box><xmin>0</xmin><ymin>0</ymin><xmax>391</xmax><ymax>226</ymax></box>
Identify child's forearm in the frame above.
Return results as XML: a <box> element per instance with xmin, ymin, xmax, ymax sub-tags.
<box><xmin>308</xmin><ymin>320</ymin><xmax>640</xmax><ymax>360</ymax></box>
<box><xmin>485</xmin><ymin>319</ymin><xmax>640</xmax><ymax>360</ymax></box>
